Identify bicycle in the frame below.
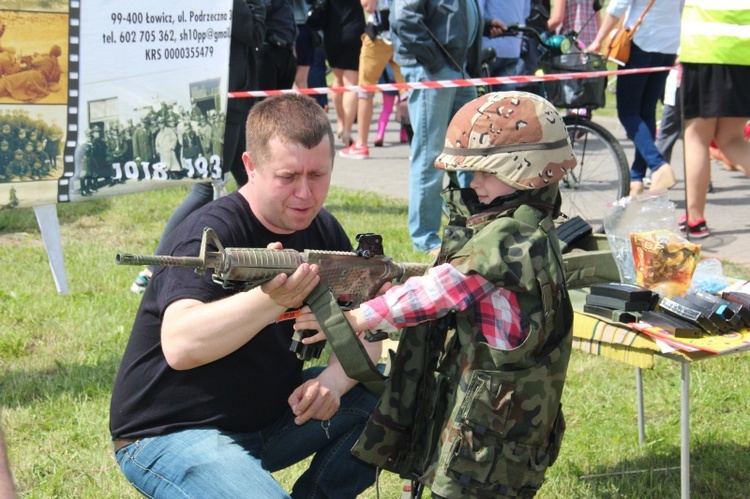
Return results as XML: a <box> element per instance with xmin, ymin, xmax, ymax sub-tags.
<box><xmin>491</xmin><ymin>24</ymin><xmax>630</xmax><ymax>230</ymax></box>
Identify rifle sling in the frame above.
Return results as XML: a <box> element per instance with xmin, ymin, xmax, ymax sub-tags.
<box><xmin>305</xmin><ymin>282</ymin><xmax>387</xmax><ymax>395</ymax></box>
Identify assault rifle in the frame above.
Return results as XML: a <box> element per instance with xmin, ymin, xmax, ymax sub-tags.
<box><xmin>116</xmin><ymin>227</ymin><xmax>429</xmax><ymax>360</ymax></box>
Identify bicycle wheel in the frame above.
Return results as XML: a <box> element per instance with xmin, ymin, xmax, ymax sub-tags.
<box><xmin>560</xmin><ymin>115</ymin><xmax>629</xmax><ymax>230</ymax></box>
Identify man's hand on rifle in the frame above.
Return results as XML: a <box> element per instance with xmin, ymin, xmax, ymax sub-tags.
<box><xmin>260</xmin><ymin>242</ymin><xmax>320</xmax><ymax>310</ymax></box>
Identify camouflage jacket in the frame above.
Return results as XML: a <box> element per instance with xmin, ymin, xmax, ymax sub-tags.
<box><xmin>351</xmin><ymin>185</ymin><xmax>574</xmax><ymax>498</ymax></box>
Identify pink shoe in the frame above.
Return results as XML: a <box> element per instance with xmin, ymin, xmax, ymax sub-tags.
<box><xmin>400</xmin><ymin>127</ymin><xmax>408</xmax><ymax>144</ymax></box>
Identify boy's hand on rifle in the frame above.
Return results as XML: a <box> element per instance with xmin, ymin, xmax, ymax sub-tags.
<box><xmin>294</xmin><ymin>306</ymin><xmax>368</xmax><ymax>344</ymax></box>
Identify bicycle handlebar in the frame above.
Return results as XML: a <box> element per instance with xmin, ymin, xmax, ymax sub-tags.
<box><xmin>499</xmin><ymin>24</ymin><xmax>581</xmax><ymax>51</ymax></box>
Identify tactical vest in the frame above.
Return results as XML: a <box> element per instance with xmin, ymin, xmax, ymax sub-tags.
<box><xmin>351</xmin><ymin>187</ymin><xmax>574</xmax><ymax>498</ymax></box>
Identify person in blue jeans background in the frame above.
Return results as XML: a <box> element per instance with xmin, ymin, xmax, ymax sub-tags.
<box><xmin>588</xmin><ymin>0</ymin><xmax>683</xmax><ymax>195</ymax></box>
<box><xmin>391</xmin><ymin>0</ymin><xmax>504</xmax><ymax>253</ymax></box>
<box><xmin>110</xmin><ymin>94</ymin><xmax>381</xmax><ymax>498</ymax></box>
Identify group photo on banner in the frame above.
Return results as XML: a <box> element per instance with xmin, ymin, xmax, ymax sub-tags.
<box><xmin>0</xmin><ymin>0</ymin><xmax>233</xmax><ymax>211</ymax></box>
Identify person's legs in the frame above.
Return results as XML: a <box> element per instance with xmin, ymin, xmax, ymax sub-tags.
<box><xmin>639</xmin><ymin>61</ymin><xmax>676</xmax><ymax>191</ymax></box>
<box><xmin>294</xmin><ymin>25</ymin><xmax>314</xmax><ymax>91</ymax></box>
<box><xmin>714</xmin><ymin>117</ymin><xmax>750</xmax><ymax>176</ymax></box>
<box><xmin>260</xmin><ymin>367</ymin><xmax>379</xmax><ymax>498</ymax></box>
<box><xmin>353</xmin><ymin>36</ymin><xmax>391</xmax><ymax>149</ymax></box>
<box><xmin>257</xmin><ymin>44</ymin><xmax>280</xmax><ymax>91</ymax></box>
<box><xmin>340</xmin><ymin>69</ymin><xmax>359</xmax><ymax>146</ymax></box>
<box><xmin>685</xmin><ymin>116</ymin><xmax>716</xmax><ymax>224</ymax></box>
<box><xmin>308</xmin><ymin>47</ymin><xmax>329</xmax><ymax>109</ymax></box>
<box><xmin>295</xmin><ymin>64</ymin><xmax>310</xmax><ymax>90</ymax></box>
<box><xmin>280</xmin><ymin>48</ymin><xmax>298</xmax><ymax>90</ymax></box>
<box><xmin>655</xmin><ymin>98</ymin><xmax>681</xmax><ymax>163</ymax></box>
<box><xmin>639</xmin><ymin>62</ymin><xmax>672</xmax><ymax>162</ymax></box>
<box><xmin>375</xmin><ymin>93</ymin><xmax>396</xmax><ymax>145</ymax></box>
<box><xmin>617</xmin><ymin>73</ymin><xmax>650</xmax><ymax>185</ymax></box>
<box><xmin>115</xmin><ymin>428</ymin><xmax>290</xmax><ymax>498</ymax></box>
<box><xmin>331</xmin><ymin>68</ymin><xmax>346</xmax><ymax>139</ymax></box>
<box><xmin>617</xmin><ymin>46</ymin><xmax>674</xmax><ymax>191</ymax></box>
<box><xmin>404</xmin><ymin>65</ymin><xmax>467</xmax><ymax>253</ymax></box>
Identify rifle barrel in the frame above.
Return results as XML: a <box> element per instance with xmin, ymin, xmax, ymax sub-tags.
<box><xmin>115</xmin><ymin>253</ymin><xmax>206</xmax><ymax>268</ymax></box>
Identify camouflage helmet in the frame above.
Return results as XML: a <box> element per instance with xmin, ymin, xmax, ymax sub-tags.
<box><xmin>435</xmin><ymin>91</ymin><xmax>577</xmax><ymax>190</ymax></box>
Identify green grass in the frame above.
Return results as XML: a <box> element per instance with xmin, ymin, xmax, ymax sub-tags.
<box><xmin>1</xmin><ymin>184</ymin><xmax>749</xmax><ymax>498</ymax></box>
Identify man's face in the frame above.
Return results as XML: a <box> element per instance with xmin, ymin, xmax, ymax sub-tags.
<box><xmin>470</xmin><ymin>171</ymin><xmax>516</xmax><ymax>204</ymax></box>
<box><xmin>242</xmin><ymin>136</ymin><xmax>333</xmax><ymax>234</ymax></box>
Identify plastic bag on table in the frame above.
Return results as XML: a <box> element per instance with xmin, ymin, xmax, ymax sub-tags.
<box><xmin>602</xmin><ymin>191</ymin><xmax>680</xmax><ymax>284</ymax></box>
<box><xmin>688</xmin><ymin>257</ymin><xmax>731</xmax><ymax>294</ymax></box>
<box><xmin>631</xmin><ymin>230</ymin><xmax>701</xmax><ymax>298</ymax></box>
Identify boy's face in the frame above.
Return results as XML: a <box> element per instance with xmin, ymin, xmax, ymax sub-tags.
<box><xmin>470</xmin><ymin>171</ymin><xmax>516</xmax><ymax>204</ymax></box>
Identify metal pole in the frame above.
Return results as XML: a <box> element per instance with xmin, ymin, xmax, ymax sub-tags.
<box><xmin>636</xmin><ymin>367</ymin><xmax>645</xmax><ymax>445</ymax></box>
<box><xmin>681</xmin><ymin>361</ymin><xmax>690</xmax><ymax>499</ymax></box>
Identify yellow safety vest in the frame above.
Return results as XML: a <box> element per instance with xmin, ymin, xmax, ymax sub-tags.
<box><xmin>680</xmin><ymin>0</ymin><xmax>750</xmax><ymax>65</ymax></box>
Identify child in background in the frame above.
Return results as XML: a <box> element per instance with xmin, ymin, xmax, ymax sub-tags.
<box><xmin>373</xmin><ymin>63</ymin><xmax>409</xmax><ymax>147</ymax></box>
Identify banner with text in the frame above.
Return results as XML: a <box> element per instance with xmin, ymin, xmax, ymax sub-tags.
<box><xmin>0</xmin><ymin>0</ymin><xmax>233</xmax><ymax>210</ymax></box>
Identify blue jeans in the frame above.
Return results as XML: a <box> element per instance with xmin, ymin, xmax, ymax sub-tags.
<box><xmin>616</xmin><ymin>43</ymin><xmax>676</xmax><ymax>182</ymax></box>
<box><xmin>115</xmin><ymin>367</ymin><xmax>379</xmax><ymax>498</ymax></box>
<box><xmin>402</xmin><ymin>65</ymin><xmax>476</xmax><ymax>252</ymax></box>
<box><xmin>308</xmin><ymin>47</ymin><xmax>328</xmax><ymax>109</ymax></box>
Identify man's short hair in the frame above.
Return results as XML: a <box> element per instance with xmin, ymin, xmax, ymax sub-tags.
<box><xmin>245</xmin><ymin>94</ymin><xmax>334</xmax><ymax>167</ymax></box>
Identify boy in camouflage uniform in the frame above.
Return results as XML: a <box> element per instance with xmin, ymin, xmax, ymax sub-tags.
<box><xmin>297</xmin><ymin>91</ymin><xmax>577</xmax><ymax>498</ymax></box>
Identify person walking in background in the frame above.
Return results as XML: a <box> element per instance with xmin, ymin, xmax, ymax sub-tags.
<box><xmin>339</xmin><ymin>0</ymin><xmax>405</xmax><ymax>159</ymax></box>
<box><xmin>587</xmin><ymin>0</ymin><xmax>683</xmax><ymax>196</ymax></box>
<box><xmin>391</xmin><ymin>0</ymin><xmax>504</xmax><ymax>254</ymax></box>
<box><xmin>680</xmin><ymin>0</ymin><xmax>750</xmax><ymax>238</ymax></box>
<box><xmin>548</xmin><ymin>0</ymin><xmax>601</xmax><ymax>48</ymax></box>
<box><xmin>322</xmin><ymin>0</ymin><xmax>365</xmax><ymax>147</ymax></box>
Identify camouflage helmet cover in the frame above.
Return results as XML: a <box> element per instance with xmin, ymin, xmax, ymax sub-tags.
<box><xmin>435</xmin><ymin>91</ymin><xmax>577</xmax><ymax>190</ymax></box>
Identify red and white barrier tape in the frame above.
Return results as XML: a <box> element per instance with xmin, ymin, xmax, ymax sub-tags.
<box><xmin>229</xmin><ymin>65</ymin><xmax>674</xmax><ymax>98</ymax></box>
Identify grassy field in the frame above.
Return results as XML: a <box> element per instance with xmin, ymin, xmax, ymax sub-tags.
<box><xmin>1</xmin><ymin>183</ymin><xmax>749</xmax><ymax>498</ymax></box>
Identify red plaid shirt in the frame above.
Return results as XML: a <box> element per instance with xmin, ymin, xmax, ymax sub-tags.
<box><xmin>361</xmin><ymin>264</ymin><xmax>529</xmax><ymax>349</ymax></box>
<box><xmin>560</xmin><ymin>0</ymin><xmax>600</xmax><ymax>48</ymax></box>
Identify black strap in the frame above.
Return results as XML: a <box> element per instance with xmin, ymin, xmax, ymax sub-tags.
<box><xmin>305</xmin><ymin>283</ymin><xmax>387</xmax><ymax>395</ymax></box>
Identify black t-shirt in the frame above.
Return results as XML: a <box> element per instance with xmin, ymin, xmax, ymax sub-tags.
<box><xmin>110</xmin><ymin>191</ymin><xmax>351</xmax><ymax>439</ymax></box>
